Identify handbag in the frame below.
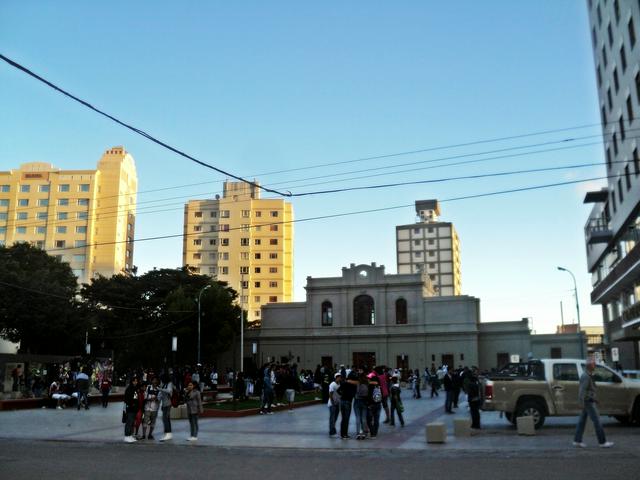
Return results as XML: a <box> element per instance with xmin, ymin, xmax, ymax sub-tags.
<box><xmin>398</xmin><ymin>402</ymin><xmax>404</xmax><ymax>413</ymax></box>
<box><xmin>121</xmin><ymin>407</ymin><xmax>127</xmax><ymax>424</ymax></box>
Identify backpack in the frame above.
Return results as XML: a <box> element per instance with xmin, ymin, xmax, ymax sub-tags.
<box><xmin>372</xmin><ymin>385</ymin><xmax>382</xmax><ymax>403</ymax></box>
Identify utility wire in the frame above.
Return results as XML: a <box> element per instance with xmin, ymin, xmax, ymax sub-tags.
<box><xmin>0</xmin><ymin>53</ymin><xmax>291</xmax><ymax>198</ymax></box>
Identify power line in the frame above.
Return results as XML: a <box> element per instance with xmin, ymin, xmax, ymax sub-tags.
<box><xmin>0</xmin><ymin>53</ymin><xmax>291</xmax><ymax>198</ymax></box>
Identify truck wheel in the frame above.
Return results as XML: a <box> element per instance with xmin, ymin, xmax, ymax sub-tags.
<box><xmin>516</xmin><ymin>400</ymin><xmax>546</xmax><ymax>429</ymax></box>
<box><xmin>614</xmin><ymin>415</ymin><xmax>631</xmax><ymax>425</ymax></box>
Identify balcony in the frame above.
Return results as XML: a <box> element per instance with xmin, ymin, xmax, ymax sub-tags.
<box><xmin>584</xmin><ymin>217</ymin><xmax>612</xmax><ymax>245</ymax></box>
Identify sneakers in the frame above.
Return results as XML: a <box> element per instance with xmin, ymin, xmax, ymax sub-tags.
<box><xmin>187</xmin><ymin>437</ymin><xmax>198</xmax><ymax>441</ymax></box>
<box><xmin>159</xmin><ymin>433</ymin><xmax>173</xmax><ymax>442</ymax></box>
<box><xmin>147</xmin><ymin>434</ymin><xmax>154</xmax><ymax>440</ymax></box>
<box><xmin>599</xmin><ymin>441</ymin><xmax>614</xmax><ymax>448</ymax></box>
<box><xmin>124</xmin><ymin>436</ymin><xmax>137</xmax><ymax>443</ymax></box>
<box><xmin>341</xmin><ymin>435</ymin><xmax>351</xmax><ymax>439</ymax></box>
<box><xmin>572</xmin><ymin>441</ymin><xmax>587</xmax><ymax>448</ymax></box>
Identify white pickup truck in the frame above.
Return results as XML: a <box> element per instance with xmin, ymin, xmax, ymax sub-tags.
<box><xmin>481</xmin><ymin>359</ymin><xmax>640</xmax><ymax>429</ymax></box>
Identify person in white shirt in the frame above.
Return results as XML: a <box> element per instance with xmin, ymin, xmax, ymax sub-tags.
<box><xmin>327</xmin><ymin>373</ymin><xmax>341</xmax><ymax>437</ymax></box>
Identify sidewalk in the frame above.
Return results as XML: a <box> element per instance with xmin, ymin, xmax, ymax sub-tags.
<box><xmin>0</xmin><ymin>391</ymin><xmax>637</xmax><ymax>453</ymax></box>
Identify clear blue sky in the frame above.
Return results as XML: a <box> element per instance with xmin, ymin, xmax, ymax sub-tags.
<box><xmin>0</xmin><ymin>1</ymin><xmax>605</xmax><ymax>332</ymax></box>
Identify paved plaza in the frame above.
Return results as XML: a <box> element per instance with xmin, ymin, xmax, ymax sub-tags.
<box><xmin>1</xmin><ymin>392</ymin><xmax>638</xmax><ymax>454</ymax></box>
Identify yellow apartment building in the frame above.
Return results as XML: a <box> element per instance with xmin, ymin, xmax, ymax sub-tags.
<box><xmin>0</xmin><ymin>146</ymin><xmax>137</xmax><ymax>284</ymax></box>
<box><xmin>183</xmin><ymin>181</ymin><xmax>293</xmax><ymax>323</ymax></box>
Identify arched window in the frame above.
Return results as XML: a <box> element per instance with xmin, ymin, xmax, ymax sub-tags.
<box><xmin>396</xmin><ymin>298</ymin><xmax>408</xmax><ymax>324</ymax></box>
<box><xmin>321</xmin><ymin>301</ymin><xmax>333</xmax><ymax>326</ymax></box>
<box><xmin>353</xmin><ymin>295</ymin><xmax>375</xmax><ymax>325</ymax></box>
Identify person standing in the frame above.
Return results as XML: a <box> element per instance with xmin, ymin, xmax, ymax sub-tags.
<box><xmin>573</xmin><ymin>358</ymin><xmax>614</xmax><ymax>448</ymax></box>
<box><xmin>366</xmin><ymin>372</ymin><xmax>382</xmax><ymax>439</ymax></box>
<box><xmin>100</xmin><ymin>376</ymin><xmax>112</xmax><ymax>408</ymax></box>
<box><xmin>467</xmin><ymin>368</ymin><xmax>482</xmax><ymax>431</ymax></box>
<box><xmin>123</xmin><ymin>377</ymin><xmax>140</xmax><ymax>443</ymax></box>
<box><xmin>443</xmin><ymin>370</ymin><xmax>454</xmax><ymax>413</ymax></box>
<box><xmin>75</xmin><ymin>368</ymin><xmax>90</xmax><ymax>410</ymax></box>
<box><xmin>158</xmin><ymin>373</ymin><xmax>174</xmax><ymax>441</ymax></box>
<box><xmin>375</xmin><ymin>367</ymin><xmax>391</xmax><ymax>424</ymax></box>
<box><xmin>328</xmin><ymin>372</ymin><xmax>341</xmax><ymax>436</ymax></box>
<box><xmin>337</xmin><ymin>371</ymin><xmax>357</xmax><ymax>439</ymax></box>
<box><xmin>185</xmin><ymin>381</ymin><xmax>203</xmax><ymax>441</ymax></box>
<box><xmin>353</xmin><ymin>373</ymin><xmax>369</xmax><ymax>440</ymax></box>
<box><xmin>143</xmin><ymin>377</ymin><xmax>161</xmax><ymax>440</ymax></box>
<box><xmin>260</xmin><ymin>366</ymin><xmax>274</xmax><ymax>415</ymax></box>
<box><xmin>389</xmin><ymin>375</ymin><xmax>405</xmax><ymax>427</ymax></box>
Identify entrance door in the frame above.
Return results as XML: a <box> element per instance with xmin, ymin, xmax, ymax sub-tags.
<box><xmin>321</xmin><ymin>356</ymin><xmax>333</xmax><ymax>369</ymax></box>
<box><xmin>441</xmin><ymin>354</ymin><xmax>454</xmax><ymax>370</ymax></box>
<box><xmin>353</xmin><ymin>352</ymin><xmax>376</xmax><ymax>370</ymax></box>
<box><xmin>497</xmin><ymin>352</ymin><xmax>510</xmax><ymax>370</ymax></box>
<box><xmin>397</xmin><ymin>356</ymin><xmax>409</xmax><ymax>381</ymax></box>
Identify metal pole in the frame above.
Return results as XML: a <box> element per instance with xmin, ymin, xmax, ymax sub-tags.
<box><xmin>197</xmin><ymin>285</ymin><xmax>211</xmax><ymax>365</ymax></box>
<box><xmin>240</xmin><ymin>273</ymin><xmax>245</xmax><ymax>374</ymax></box>
<box><xmin>557</xmin><ymin>267</ymin><xmax>584</xmax><ymax>359</ymax></box>
<box><xmin>560</xmin><ymin>301</ymin><xmax>564</xmax><ymax>327</ymax></box>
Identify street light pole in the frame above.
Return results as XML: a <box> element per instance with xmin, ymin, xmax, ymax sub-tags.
<box><xmin>557</xmin><ymin>266</ymin><xmax>584</xmax><ymax>359</ymax></box>
<box><xmin>197</xmin><ymin>284</ymin><xmax>211</xmax><ymax>365</ymax></box>
<box><xmin>240</xmin><ymin>273</ymin><xmax>245</xmax><ymax>374</ymax></box>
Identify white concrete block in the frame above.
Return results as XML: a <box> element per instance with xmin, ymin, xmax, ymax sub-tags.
<box><xmin>516</xmin><ymin>416</ymin><xmax>536</xmax><ymax>435</ymax></box>
<box><xmin>426</xmin><ymin>422</ymin><xmax>446</xmax><ymax>443</ymax></box>
<box><xmin>453</xmin><ymin>417</ymin><xmax>471</xmax><ymax>437</ymax></box>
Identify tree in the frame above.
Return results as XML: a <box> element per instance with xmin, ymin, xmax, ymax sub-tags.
<box><xmin>0</xmin><ymin>242</ymin><xmax>85</xmax><ymax>354</ymax></box>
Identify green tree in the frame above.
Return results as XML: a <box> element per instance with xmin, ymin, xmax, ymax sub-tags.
<box><xmin>0</xmin><ymin>242</ymin><xmax>84</xmax><ymax>354</ymax></box>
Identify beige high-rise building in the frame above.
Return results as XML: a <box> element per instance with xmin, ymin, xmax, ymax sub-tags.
<box><xmin>183</xmin><ymin>181</ymin><xmax>293</xmax><ymax>322</ymax></box>
<box><xmin>396</xmin><ymin>200</ymin><xmax>461</xmax><ymax>296</ymax></box>
<box><xmin>0</xmin><ymin>146</ymin><xmax>137</xmax><ymax>283</ymax></box>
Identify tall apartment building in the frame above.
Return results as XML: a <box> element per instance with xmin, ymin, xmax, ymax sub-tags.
<box><xmin>583</xmin><ymin>0</ymin><xmax>640</xmax><ymax>368</ymax></box>
<box><xmin>0</xmin><ymin>146</ymin><xmax>137</xmax><ymax>284</ymax></box>
<box><xmin>396</xmin><ymin>200</ymin><xmax>461</xmax><ymax>296</ymax></box>
<box><xmin>182</xmin><ymin>181</ymin><xmax>293</xmax><ymax>323</ymax></box>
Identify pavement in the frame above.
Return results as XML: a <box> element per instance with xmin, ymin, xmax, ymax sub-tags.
<box><xmin>1</xmin><ymin>389</ymin><xmax>639</xmax><ymax>455</ymax></box>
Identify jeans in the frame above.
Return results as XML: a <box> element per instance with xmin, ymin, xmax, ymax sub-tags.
<box><xmin>367</xmin><ymin>403</ymin><xmax>381</xmax><ymax>436</ymax></box>
<box><xmin>574</xmin><ymin>400</ymin><xmax>606</xmax><ymax>444</ymax></box>
<box><xmin>188</xmin><ymin>413</ymin><xmax>199</xmax><ymax>437</ymax></box>
<box><xmin>329</xmin><ymin>403</ymin><xmax>340</xmax><ymax>435</ymax></box>
<box><xmin>161</xmin><ymin>406</ymin><xmax>172</xmax><ymax>433</ymax></box>
<box><xmin>469</xmin><ymin>400</ymin><xmax>481</xmax><ymax>429</ymax></box>
<box><xmin>431</xmin><ymin>383</ymin><xmax>439</xmax><ymax>398</ymax></box>
<box><xmin>353</xmin><ymin>399</ymin><xmax>368</xmax><ymax>435</ymax></box>
<box><xmin>261</xmin><ymin>390</ymin><xmax>274</xmax><ymax>412</ymax></box>
<box><xmin>339</xmin><ymin>400</ymin><xmax>352</xmax><ymax>437</ymax></box>
<box><xmin>124</xmin><ymin>411</ymin><xmax>136</xmax><ymax>437</ymax></box>
<box><xmin>390</xmin><ymin>402</ymin><xmax>404</xmax><ymax>426</ymax></box>
<box><xmin>445</xmin><ymin>390</ymin><xmax>453</xmax><ymax>412</ymax></box>
<box><xmin>101</xmin><ymin>390</ymin><xmax>110</xmax><ymax>407</ymax></box>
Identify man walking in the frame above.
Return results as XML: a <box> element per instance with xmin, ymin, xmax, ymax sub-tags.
<box><xmin>573</xmin><ymin>358</ymin><xmax>614</xmax><ymax>448</ymax></box>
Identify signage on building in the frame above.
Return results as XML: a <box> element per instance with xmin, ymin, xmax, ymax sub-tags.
<box><xmin>510</xmin><ymin>354</ymin><xmax>520</xmax><ymax>363</ymax></box>
<box><xmin>21</xmin><ymin>172</ymin><xmax>49</xmax><ymax>180</ymax></box>
<box><xmin>611</xmin><ymin>347</ymin><xmax>619</xmax><ymax>362</ymax></box>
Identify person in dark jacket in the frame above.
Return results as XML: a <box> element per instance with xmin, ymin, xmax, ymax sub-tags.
<box><xmin>366</xmin><ymin>372</ymin><xmax>382</xmax><ymax>439</ymax></box>
<box><xmin>389</xmin><ymin>375</ymin><xmax>405</xmax><ymax>427</ymax></box>
<box><xmin>467</xmin><ymin>368</ymin><xmax>482</xmax><ymax>430</ymax></box>
<box><xmin>443</xmin><ymin>370</ymin><xmax>454</xmax><ymax>413</ymax></box>
<box><xmin>260</xmin><ymin>367</ymin><xmax>274</xmax><ymax>415</ymax></box>
<box><xmin>337</xmin><ymin>372</ymin><xmax>357</xmax><ymax>439</ymax></box>
<box><xmin>123</xmin><ymin>376</ymin><xmax>140</xmax><ymax>443</ymax></box>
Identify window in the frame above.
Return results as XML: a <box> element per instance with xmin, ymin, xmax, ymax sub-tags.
<box><xmin>613</xmin><ymin>132</ymin><xmax>619</xmax><ymax>155</ymax></box>
<box><xmin>627</xmin><ymin>95</ymin><xmax>634</xmax><ymax>124</ymax></box>
<box><xmin>193</xmin><ymin>239</ymin><xmax>202</xmax><ymax>246</ymax></box>
<box><xmin>59</xmin><ymin>184</ymin><xmax>70</xmax><ymax>192</ymax></box>
<box><xmin>0</xmin><ymin>185</ymin><xmax>9</xmax><ymax>192</ymax></box>
<box><xmin>56</xmin><ymin>226</ymin><xmax>67</xmax><ymax>234</ymax></box>
<box><xmin>269</xmin><ymin>238</ymin><xmax>278</xmax><ymax>245</ymax></box>
<box><xmin>254</xmin><ymin>239</ymin><xmax>261</xmax><ymax>245</ymax></box>
<box><xmin>550</xmin><ymin>347</ymin><xmax>562</xmax><ymax>359</ymax></box>
<box><xmin>625</xmin><ymin>165</ymin><xmax>631</xmax><ymax>189</ymax></box>
<box><xmin>620</xmin><ymin>115</ymin><xmax>626</xmax><ymax>140</ymax></box>
<box><xmin>413</xmin><ymin>228</ymin><xmax>420</xmax><ymax>234</ymax></box>
<box><xmin>596</xmin><ymin>65</ymin><xmax>602</xmax><ymax>87</ymax></box>
<box><xmin>413</xmin><ymin>240</ymin><xmax>420</xmax><ymax>246</ymax></box>
<box><xmin>607</xmin><ymin>147</ymin><xmax>612</xmax><ymax>169</ymax></box>
<box><xmin>255</xmin><ymin>253</ymin><xmax>261</xmax><ymax>259</ymax></box>
<box><xmin>39</xmin><ymin>184</ymin><xmax>50</xmax><ymax>192</ymax></box>
<box><xmin>193</xmin><ymin>225</ymin><xmax>202</xmax><ymax>232</ymax></box>
<box><xmin>553</xmin><ymin>363</ymin><xmax>578</xmax><ymax>381</ymax></box>
<box><xmin>254</xmin><ymin>267</ymin><xmax>261</xmax><ymax>273</ymax></box>
<box><xmin>72</xmin><ymin>254</ymin><xmax>86</xmax><ymax>263</ymax></box>
<box><xmin>634</xmin><ymin>148</ymin><xmax>640</xmax><ymax>175</ymax></box>
<box><xmin>240</xmin><ymin>238</ymin><xmax>249</xmax><ymax>246</ymax></box>
<box><xmin>20</xmin><ymin>184</ymin><xmax>30</xmax><ymax>193</ymax></box>
<box><xmin>608</xmin><ymin>22</ymin><xmax>613</xmax><ymax>47</ymax></box>
<box><xmin>613</xmin><ymin>0</ymin><xmax>620</xmax><ymax>23</ymax></box>
<box><xmin>592</xmin><ymin>26</ymin><xmax>597</xmax><ymax>46</ymax></box>
<box><xmin>0</xmin><ymin>226</ymin><xmax>5</xmax><ymax>235</ymax></box>
<box><xmin>270</xmin><ymin>224</ymin><xmax>278</xmax><ymax>231</ymax></box>
<box><xmin>210</xmin><ymin>211</ymin><xmax>217</xmax><ymax>218</ymax></box>
<box><xmin>37</xmin><ymin>212</ymin><xmax>47</xmax><ymax>220</ymax></box>
<box><xmin>221</xmin><ymin>238</ymin><xmax>229</xmax><ymax>246</ymax></box>
<box><xmin>55</xmin><ymin>240</ymin><xmax>65</xmax><ymax>248</ymax></box>
<box><xmin>58</xmin><ymin>198</ymin><xmax>69</xmax><ymax>206</ymax></box>
<box><xmin>396</xmin><ymin>298</ymin><xmax>408</xmax><ymax>324</ymax></box>
<box><xmin>254</xmin><ymin>296</ymin><xmax>261</xmax><ymax>302</ymax></box>
<box><xmin>269</xmin><ymin>296</ymin><xmax>277</xmax><ymax>302</ymax></box>
<box><xmin>57</xmin><ymin>212</ymin><xmax>68</xmax><ymax>220</ymax></box>
<box><xmin>637</xmin><ymin>73</ymin><xmax>640</xmax><ymax>105</ymax></box>
<box><xmin>618</xmin><ymin>178</ymin><xmax>624</xmax><ymax>203</ymax></box>
<box><xmin>630</xmin><ymin>18</ymin><xmax>637</xmax><ymax>48</ymax></box>
<box><xmin>620</xmin><ymin>45</ymin><xmax>627</xmax><ymax>72</ymax></box>
<box><xmin>597</xmin><ymin>4</ymin><xmax>602</xmax><ymax>26</ymax></box>
<box><xmin>607</xmin><ymin>87</ymin><xmax>613</xmax><ymax>110</ymax></box>
<box><xmin>240</xmin><ymin>252</ymin><xmax>249</xmax><ymax>260</ymax></box>
<box><xmin>194</xmin><ymin>211</ymin><xmax>202</xmax><ymax>218</ymax></box>
<box><xmin>353</xmin><ymin>295</ymin><xmax>375</xmax><ymax>325</ymax></box>
<box><xmin>35</xmin><ymin>241</ymin><xmax>44</xmax><ymax>248</ymax></box>
<box><xmin>0</xmin><ymin>199</ymin><xmax>9</xmax><ymax>207</ymax></box>
<box><xmin>242</xmin><ymin>210</ymin><xmax>250</xmax><ymax>217</ymax></box>
<box><xmin>255</xmin><ymin>211</ymin><xmax>262</xmax><ymax>217</ymax></box>
<box><xmin>602</xmin><ymin>45</ymin><xmax>607</xmax><ymax>67</ymax></box>
<box><xmin>241</xmin><ymin>224</ymin><xmax>250</xmax><ymax>232</ymax></box>
<box><xmin>268</xmin><ymin>281</ymin><xmax>277</xmax><ymax>288</ymax></box>
<box><xmin>209</xmin><ymin>266</ymin><xmax>217</xmax><ymax>275</ymax></box>
<box><xmin>75</xmin><ymin>240</ymin><xmax>86</xmax><ymax>247</ymax></box>
<box><xmin>321</xmin><ymin>301</ymin><xmax>333</xmax><ymax>326</ymax></box>
<box><xmin>254</xmin><ymin>281</ymin><xmax>261</xmax><ymax>288</ymax></box>
<box><xmin>17</xmin><ymin>212</ymin><xmax>27</xmax><ymax>220</ymax></box>
<box><xmin>76</xmin><ymin>226</ymin><xmax>87</xmax><ymax>234</ymax></box>
<box><xmin>18</xmin><ymin>199</ymin><xmax>28</xmax><ymax>207</ymax></box>
<box><xmin>218</xmin><ymin>252</ymin><xmax>229</xmax><ymax>260</ymax></box>
<box><xmin>590</xmin><ymin>365</ymin><xmax>619</xmax><ymax>383</ymax></box>
<box><xmin>255</xmin><ymin>311</ymin><xmax>261</xmax><ymax>318</ymax></box>
<box><xmin>220</xmin><ymin>210</ymin><xmax>230</xmax><ymax>218</ymax></box>
<box><xmin>240</xmin><ymin>266</ymin><xmax>249</xmax><ymax>274</ymax></box>
<box><xmin>613</xmin><ymin>67</ymin><xmax>619</xmax><ymax>92</ymax></box>
<box><xmin>269</xmin><ymin>267</ymin><xmax>277</xmax><ymax>273</ymax></box>
<box><xmin>269</xmin><ymin>253</ymin><xmax>278</xmax><ymax>259</ymax></box>
<box><xmin>220</xmin><ymin>224</ymin><xmax>229</xmax><ymax>232</ymax></box>
<box><xmin>37</xmin><ymin>199</ymin><xmax>48</xmax><ymax>207</ymax></box>
<box><xmin>36</xmin><ymin>226</ymin><xmax>46</xmax><ymax>234</ymax></box>
<box><xmin>77</xmin><ymin>211</ymin><xmax>88</xmax><ymax>220</ymax></box>
<box><xmin>78</xmin><ymin>199</ymin><xmax>89</xmax><ymax>206</ymax></box>
<box><xmin>270</xmin><ymin>211</ymin><xmax>278</xmax><ymax>217</ymax></box>
<box><xmin>0</xmin><ymin>213</ymin><xmax>6</xmax><ymax>220</ymax></box>
<box><xmin>79</xmin><ymin>184</ymin><xmax>90</xmax><ymax>192</ymax></box>
<box><xmin>191</xmin><ymin>253</ymin><xmax>201</xmax><ymax>260</ymax></box>
<box><xmin>602</xmin><ymin>105</ymin><xmax>607</xmax><ymax>126</ymax></box>
<box><xmin>414</xmin><ymin>251</ymin><xmax>422</xmax><ymax>257</ymax></box>
<box><xmin>209</xmin><ymin>239</ymin><xmax>217</xmax><ymax>246</ymax></box>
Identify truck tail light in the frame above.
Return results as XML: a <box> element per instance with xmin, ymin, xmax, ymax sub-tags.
<box><xmin>484</xmin><ymin>383</ymin><xmax>493</xmax><ymax>400</ymax></box>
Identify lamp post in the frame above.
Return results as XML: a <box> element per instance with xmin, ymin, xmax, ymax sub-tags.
<box><xmin>197</xmin><ymin>284</ymin><xmax>211</xmax><ymax>365</ymax></box>
<box><xmin>557</xmin><ymin>266</ymin><xmax>584</xmax><ymax>359</ymax></box>
<box><xmin>240</xmin><ymin>273</ymin><xmax>245</xmax><ymax>374</ymax></box>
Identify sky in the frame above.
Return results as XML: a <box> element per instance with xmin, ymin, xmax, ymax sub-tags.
<box><xmin>0</xmin><ymin>1</ymin><xmax>608</xmax><ymax>333</ymax></box>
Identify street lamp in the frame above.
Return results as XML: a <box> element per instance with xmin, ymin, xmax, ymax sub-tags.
<box><xmin>557</xmin><ymin>266</ymin><xmax>584</xmax><ymax>359</ymax></box>
<box><xmin>197</xmin><ymin>284</ymin><xmax>211</xmax><ymax>365</ymax></box>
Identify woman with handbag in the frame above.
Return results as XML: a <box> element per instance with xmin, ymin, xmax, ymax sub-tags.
<box><xmin>389</xmin><ymin>374</ymin><xmax>405</xmax><ymax>427</ymax></box>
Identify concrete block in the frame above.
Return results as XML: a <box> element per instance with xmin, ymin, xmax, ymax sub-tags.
<box><xmin>170</xmin><ymin>404</ymin><xmax>188</xmax><ymax>420</ymax></box>
<box><xmin>453</xmin><ymin>417</ymin><xmax>471</xmax><ymax>437</ymax></box>
<box><xmin>169</xmin><ymin>406</ymin><xmax>181</xmax><ymax>419</ymax></box>
<box><xmin>426</xmin><ymin>422</ymin><xmax>446</xmax><ymax>443</ymax></box>
<box><xmin>516</xmin><ymin>416</ymin><xmax>535</xmax><ymax>435</ymax></box>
